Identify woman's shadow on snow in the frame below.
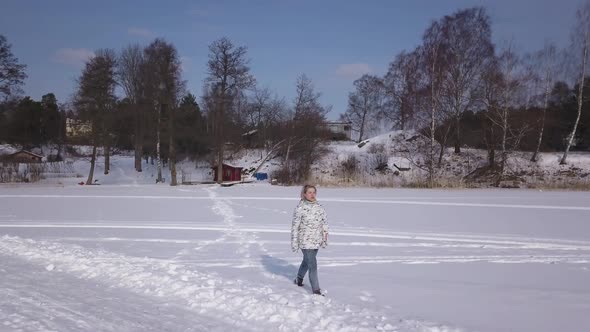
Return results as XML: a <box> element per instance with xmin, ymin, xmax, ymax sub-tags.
<box><xmin>260</xmin><ymin>255</ymin><xmax>298</xmax><ymax>282</ymax></box>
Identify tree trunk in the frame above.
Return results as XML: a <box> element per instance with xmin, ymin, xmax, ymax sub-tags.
<box><xmin>57</xmin><ymin>111</ymin><xmax>64</xmax><ymax>161</ymax></box>
<box><xmin>488</xmin><ymin>148</ymin><xmax>495</xmax><ymax>167</ymax></box>
<box><xmin>214</xmin><ymin>81</ymin><xmax>229</xmax><ymax>184</ymax></box>
<box><xmin>156</xmin><ymin>103</ymin><xmax>163</xmax><ymax>183</ymax></box>
<box><xmin>217</xmin><ymin>148</ymin><xmax>223</xmax><ymax>183</ymax></box>
<box><xmin>484</xmin><ymin>119</ymin><xmax>496</xmax><ymax>168</ymax></box>
<box><xmin>216</xmin><ymin>99</ymin><xmax>225</xmax><ymax>184</ymax></box>
<box><xmin>437</xmin><ymin>124</ymin><xmax>452</xmax><ymax>167</ymax></box>
<box><xmin>358</xmin><ymin>99</ymin><xmax>368</xmax><ymax>143</ymax></box>
<box><xmin>104</xmin><ymin>124</ymin><xmax>110</xmax><ymax>175</ymax></box>
<box><xmin>498</xmin><ymin>108</ymin><xmax>508</xmax><ymax>184</ymax></box>
<box><xmin>284</xmin><ymin>119</ymin><xmax>296</xmax><ymax>168</ymax></box>
<box><xmin>87</xmin><ymin>139</ymin><xmax>97</xmax><ymax>185</ymax></box>
<box><xmin>428</xmin><ymin>55</ymin><xmax>438</xmax><ymax>188</ymax></box>
<box><xmin>284</xmin><ymin>137</ymin><xmax>292</xmax><ymax>167</ymax></box>
<box><xmin>454</xmin><ymin>115</ymin><xmax>461</xmax><ymax>154</ymax></box>
<box><xmin>358</xmin><ymin>117</ymin><xmax>365</xmax><ymax>143</ymax></box>
<box><xmin>400</xmin><ymin>101</ymin><xmax>406</xmax><ymax>131</ymax></box>
<box><xmin>134</xmin><ymin>103</ymin><xmax>143</xmax><ymax>172</ymax></box>
<box><xmin>104</xmin><ymin>142</ymin><xmax>110</xmax><ymax>175</ymax></box>
<box><xmin>561</xmin><ymin>32</ymin><xmax>588</xmax><ymax>165</ymax></box>
<box><xmin>532</xmin><ymin>85</ymin><xmax>550</xmax><ymax>162</ymax></box>
<box><xmin>169</xmin><ymin>105</ymin><xmax>177</xmax><ymax>186</ymax></box>
<box><xmin>429</xmin><ymin>104</ymin><xmax>435</xmax><ymax>188</ymax></box>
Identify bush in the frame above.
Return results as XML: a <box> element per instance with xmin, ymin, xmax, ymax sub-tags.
<box><xmin>341</xmin><ymin>154</ymin><xmax>358</xmax><ymax>182</ymax></box>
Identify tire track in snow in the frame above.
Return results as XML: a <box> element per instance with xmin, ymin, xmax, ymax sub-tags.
<box><xmin>0</xmin><ymin>235</ymin><xmax>458</xmax><ymax>332</ymax></box>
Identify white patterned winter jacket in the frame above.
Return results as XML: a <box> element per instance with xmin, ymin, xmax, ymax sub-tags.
<box><xmin>291</xmin><ymin>200</ymin><xmax>329</xmax><ymax>251</ymax></box>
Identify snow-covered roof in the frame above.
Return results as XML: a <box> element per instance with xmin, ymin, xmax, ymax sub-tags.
<box><xmin>0</xmin><ymin>144</ymin><xmax>19</xmax><ymax>156</ymax></box>
<box><xmin>211</xmin><ymin>163</ymin><xmax>243</xmax><ymax>169</ymax></box>
<box><xmin>242</xmin><ymin>129</ymin><xmax>258</xmax><ymax>136</ymax></box>
<box><xmin>12</xmin><ymin>150</ymin><xmax>44</xmax><ymax>158</ymax></box>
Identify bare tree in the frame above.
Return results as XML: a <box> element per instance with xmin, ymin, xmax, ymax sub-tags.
<box><xmin>481</xmin><ymin>44</ymin><xmax>526</xmax><ymax>184</ymax></box>
<box><xmin>118</xmin><ymin>44</ymin><xmax>145</xmax><ymax>172</ymax></box>
<box><xmin>245</xmin><ymin>87</ymin><xmax>271</xmax><ymax>129</ymax></box>
<box><xmin>284</xmin><ymin>74</ymin><xmax>328</xmax><ymax>164</ymax></box>
<box><xmin>527</xmin><ymin>43</ymin><xmax>559</xmax><ymax>162</ymax></box>
<box><xmin>74</xmin><ymin>49</ymin><xmax>117</xmax><ymax>185</ymax></box>
<box><xmin>205</xmin><ymin>37</ymin><xmax>255</xmax><ymax>183</ymax></box>
<box><xmin>383</xmin><ymin>50</ymin><xmax>421</xmax><ymax>130</ymax></box>
<box><xmin>245</xmin><ymin>87</ymin><xmax>287</xmax><ymax>150</ymax></box>
<box><xmin>341</xmin><ymin>74</ymin><xmax>384</xmax><ymax>142</ymax></box>
<box><xmin>278</xmin><ymin>74</ymin><xmax>330</xmax><ymax>183</ymax></box>
<box><xmin>561</xmin><ymin>1</ymin><xmax>590</xmax><ymax>165</ymax></box>
<box><xmin>439</xmin><ymin>7</ymin><xmax>495</xmax><ymax>154</ymax></box>
<box><xmin>263</xmin><ymin>93</ymin><xmax>289</xmax><ymax>146</ymax></box>
<box><xmin>420</xmin><ymin>19</ymin><xmax>447</xmax><ymax>187</ymax></box>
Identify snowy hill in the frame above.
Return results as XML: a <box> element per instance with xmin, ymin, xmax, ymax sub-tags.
<box><xmin>2</xmin><ymin>131</ymin><xmax>590</xmax><ymax>188</ymax></box>
<box><xmin>309</xmin><ymin>131</ymin><xmax>590</xmax><ymax>189</ymax></box>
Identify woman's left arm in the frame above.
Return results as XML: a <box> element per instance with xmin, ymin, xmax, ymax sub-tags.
<box><xmin>321</xmin><ymin>207</ymin><xmax>329</xmax><ymax>247</ymax></box>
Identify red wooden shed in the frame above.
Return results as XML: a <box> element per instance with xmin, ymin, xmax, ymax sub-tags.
<box><xmin>212</xmin><ymin>163</ymin><xmax>243</xmax><ymax>182</ymax></box>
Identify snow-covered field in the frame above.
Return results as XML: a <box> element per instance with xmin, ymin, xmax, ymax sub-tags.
<box><xmin>1</xmin><ymin>183</ymin><xmax>590</xmax><ymax>331</ymax></box>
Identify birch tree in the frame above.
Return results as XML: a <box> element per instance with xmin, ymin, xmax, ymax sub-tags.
<box><xmin>143</xmin><ymin>39</ymin><xmax>184</xmax><ymax>185</ymax></box>
<box><xmin>420</xmin><ymin>20</ymin><xmax>446</xmax><ymax>187</ymax></box>
<box><xmin>439</xmin><ymin>7</ymin><xmax>494</xmax><ymax>154</ymax></box>
<box><xmin>528</xmin><ymin>43</ymin><xmax>559</xmax><ymax>162</ymax></box>
<box><xmin>481</xmin><ymin>44</ymin><xmax>526</xmax><ymax>184</ymax></box>
<box><xmin>561</xmin><ymin>1</ymin><xmax>590</xmax><ymax>165</ymax></box>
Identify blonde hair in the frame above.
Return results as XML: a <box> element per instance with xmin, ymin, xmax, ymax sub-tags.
<box><xmin>300</xmin><ymin>184</ymin><xmax>317</xmax><ymax>200</ymax></box>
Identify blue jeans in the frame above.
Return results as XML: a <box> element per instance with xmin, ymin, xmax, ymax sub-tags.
<box><xmin>297</xmin><ymin>249</ymin><xmax>320</xmax><ymax>291</ymax></box>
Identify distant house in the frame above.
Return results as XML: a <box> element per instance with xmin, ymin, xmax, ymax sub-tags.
<box><xmin>66</xmin><ymin>118</ymin><xmax>92</xmax><ymax>138</ymax></box>
<box><xmin>325</xmin><ymin>121</ymin><xmax>352</xmax><ymax>140</ymax></box>
<box><xmin>211</xmin><ymin>163</ymin><xmax>243</xmax><ymax>182</ymax></box>
<box><xmin>1</xmin><ymin>150</ymin><xmax>44</xmax><ymax>163</ymax></box>
<box><xmin>242</xmin><ymin>129</ymin><xmax>259</xmax><ymax>147</ymax></box>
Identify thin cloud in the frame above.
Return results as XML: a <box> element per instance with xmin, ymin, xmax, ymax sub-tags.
<box><xmin>127</xmin><ymin>27</ymin><xmax>155</xmax><ymax>38</ymax></box>
<box><xmin>335</xmin><ymin>63</ymin><xmax>373</xmax><ymax>79</ymax></box>
<box><xmin>52</xmin><ymin>48</ymin><xmax>95</xmax><ymax>66</ymax></box>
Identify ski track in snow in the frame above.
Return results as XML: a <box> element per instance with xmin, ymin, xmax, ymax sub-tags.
<box><xmin>0</xmin><ymin>235</ymin><xmax>457</xmax><ymax>332</ymax></box>
<box><xmin>1</xmin><ymin>223</ymin><xmax>589</xmax><ymax>265</ymax></box>
<box><xmin>2</xmin><ymin>194</ymin><xmax>590</xmax><ymax>211</ymax></box>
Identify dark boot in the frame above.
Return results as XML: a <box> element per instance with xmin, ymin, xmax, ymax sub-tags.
<box><xmin>294</xmin><ymin>277</ymin><xmax>303</xmax><ymax>287</ymax></box>
<box><xmin>313</xmin><ymin>289</ymin><xmax>324</xmax><ymax>296</ymax></box>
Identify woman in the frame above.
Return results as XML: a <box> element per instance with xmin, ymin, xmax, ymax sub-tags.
<box><xmin>291</xmin><ymin>184</ymin><xmax>329</xmax><ymax>295</ymax></box>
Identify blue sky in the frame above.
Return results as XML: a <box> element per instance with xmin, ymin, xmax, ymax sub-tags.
<box><xmin>0</xmin><ymin>0</ymin><xmax>580</xmax><ymax>119</ymax></box>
